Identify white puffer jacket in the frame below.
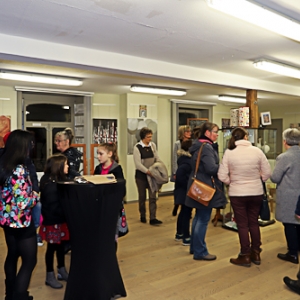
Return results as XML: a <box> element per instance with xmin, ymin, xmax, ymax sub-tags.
<box><xmin>218</xmin><ymin>140</ymin><xmax>271</xmax><ymax>196</ymax></box>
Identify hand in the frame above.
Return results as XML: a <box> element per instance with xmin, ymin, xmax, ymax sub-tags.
<box><xmin>146</xmin><ymin>170</ymin><xmax>152</xmax><ymax>177</ymax></box>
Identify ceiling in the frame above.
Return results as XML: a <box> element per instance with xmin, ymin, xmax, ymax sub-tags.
<box><xmin>1</xmin><ymin>0</ymin><xmax>300</xmax><ymax>107</ymax></box>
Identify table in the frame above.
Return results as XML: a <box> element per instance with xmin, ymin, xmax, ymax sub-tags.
<box><xmin>58</xmin><ymin>180</ymin><xmax>127</xmax><ymax>300</ymax></box>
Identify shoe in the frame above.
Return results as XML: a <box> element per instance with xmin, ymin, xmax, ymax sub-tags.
<box><xmin>297</xmin><ymin>270</ymin><xmax>300</xmax><ymax>280</ymax></box>
<box><xmin>46</xmin><ymin>271</ymin><xmax>63</xmax><ymax>289</ymax></box>
<box><xmin>283</xmin><ymin>276</ymin><xmax>300</xmax><ymax>295</ymax></box>
<box><xmin>230</xmin><ymin>253</ymin><xmax>251</xmax><ymax>267</ymax></box>
<box><xmin>278</xmin><ymin>252</ymin><xmax>299</xmax><ymax>264</ymax></box>
<box><xmin>251</xmin><ymin>249</ymin><xmax>261</xmax><ymax>265</ymax></box>
<box><xmin>182</xmin><ymin>238</ymin><xmax>190</xmax><ymax>246</ymax></box>
<box><xmin>150</xmin><ymin>219</ymin><xmax>163</xmax><ymax>225</ymax></box>
<box><xmin>194</xmin><ymin>254</ymin><xmax>216</xmax><ymax>261</ymax></box>
<box><xmin>174</xmin><ymin>233</ymin><xmax>183</xmax><ymax>241</ymax></box>
<box><xmin>37</xmin><ymin>234</ymin><xmax>43</xmax><ymax>247</ymax></box>
<box><xmin>64</xmin><ymin>242</ymin><xmax>72</xmax><ymax>254</ymax></box>
<box><xmin>57</xmin><ymin>266</ymin><xmax>69</xmax><ymax>281</ymax></box>
<box><xmin>140</xmin><ymin>216</ymin><xmax>146</xmax><ymax>223</ymax></box>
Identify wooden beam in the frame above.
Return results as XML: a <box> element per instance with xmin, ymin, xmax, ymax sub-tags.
<box><xmin>246</xmin><ymin>89</ymin><xmax>259</xmax><ymax>128</ymax></box>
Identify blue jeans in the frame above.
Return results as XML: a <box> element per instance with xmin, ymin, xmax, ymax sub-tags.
<box><xmin>190</xmin><ymin>207</ymin><xmax>212</xmax><ymax>258</ymax></box>
<box><xmin>31</xmin><ymin>202</ymin><xmax>41</xmax><ymax>229</ymax></box>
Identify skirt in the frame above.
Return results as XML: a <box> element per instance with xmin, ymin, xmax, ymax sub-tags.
<box><xmin>39</xmin><ymin>223</ymin><xmax>70</xmax><ymax>244</ymax></box>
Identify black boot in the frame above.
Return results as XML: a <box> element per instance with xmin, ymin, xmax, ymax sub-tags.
<box><xmin>5</xmin><ymin>279</ymin><xmax>14</xmax><ymax>300</ymax></box>
<box><xmin>283</xmin><ymin>277</ymin><xmax>300</xmax><ymax>295</ymax></box>
<box><xmin>12</xmin><ymin>291</ymin><xmax>33</xmax><ymax>300</ymax></box>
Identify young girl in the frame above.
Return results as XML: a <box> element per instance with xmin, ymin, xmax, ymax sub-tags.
<box><xmin>94</xmin><ymin>143</ymin><xmax>128</xmax><ymax>249</ymax></box>
<box><xmin>39</xmin><ymin>154</ymin><xmax>70</xmax><ymax>289</ymax></box>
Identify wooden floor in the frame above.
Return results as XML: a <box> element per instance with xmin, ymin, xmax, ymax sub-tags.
<box><xmin>0</xmin><ymin>195</ymin><xmax>299</xmax><ymax>299</ymax></box>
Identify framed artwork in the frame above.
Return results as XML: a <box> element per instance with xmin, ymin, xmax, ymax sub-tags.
<box><xmin>139</xmin><ymin>105</ymin><xmax>147</xmax><ymax>118</ymax></box>
<box><xmin>261</xmin><ymin>112</ymin><xmax>272</xmax><ymax>126</ymax></box>
<box><xmin>92</xmin><ymin>119</ymin><xmax>117</xmax><ymax>144</ymax></box>
<box><xmin>187</xmin><ymin>118</ymin><xmax>208</xmax><ymax>130</ymax></box>
<box><xmin>221</xmin><ymin>118</ymin><xmax>231</xmax><ymax>129</ymax></box>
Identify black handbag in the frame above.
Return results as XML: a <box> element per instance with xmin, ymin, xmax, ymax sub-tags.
<box><xmin>259</xmin><ymin>181</ymin><xmax>270</xmax><ymax>221</ymax></box>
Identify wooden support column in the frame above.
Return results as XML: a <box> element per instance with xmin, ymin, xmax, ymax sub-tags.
<box><xmin>246</xmin><ymin>89</ymin><xmax>259</xmax><ymax>128</ymax></box>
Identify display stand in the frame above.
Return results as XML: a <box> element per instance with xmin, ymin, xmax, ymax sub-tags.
<box><xmin>58</xmin><ymin>180</ymin><xmax>127</xmax><ymax>300</ymax></box>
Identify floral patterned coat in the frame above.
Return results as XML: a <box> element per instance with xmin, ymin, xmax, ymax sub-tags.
<box><xmin>0</xmin><ymin>165</ymin><xmax>39</xmax><ymax>228</ymax></box>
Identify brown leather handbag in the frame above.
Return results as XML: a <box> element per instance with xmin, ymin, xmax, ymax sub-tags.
<box><xmin>187</xmin><ymin>143</ymin><xmax>216</xmax><ymax>206</ymax></box>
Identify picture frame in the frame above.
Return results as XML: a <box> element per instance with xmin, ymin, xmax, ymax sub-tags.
<box><xmin>187</xmin><ymin>118</ymin><xmax>208</xmax><ymax>130</ymax></box>
<box><xmin>221</xmin><ymin>118</ymin><xmax>231</xmax><ymax>129</ymax></box>
<box><xmin>261</xmin><ymin>112</ymin><xmax>272</xmax><ymax>126</ymax></box>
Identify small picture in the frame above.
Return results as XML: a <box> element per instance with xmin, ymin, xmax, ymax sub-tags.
<box><xmin>221</xmin><ymin>118</ymin><xmax>231</xmax><ymax>128</ymax></box>
<box><xmin>139</xmin><ymin>105</ymin><xmax>147</xmax><ymax>118</ymax></box>
<box><xmin>261</xmin><ymin>112</ymin><xmax>272</xmax><ymax>126</ymax></box>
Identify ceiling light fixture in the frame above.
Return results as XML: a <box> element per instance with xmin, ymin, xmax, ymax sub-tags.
<box><xmin>253</xmin><ymin>59</ymin><xmax>300</xmax><ymax>79</ymax></box>
<box><xmin>205</xmin><ymin>0</ymin><xmax>300</xmax><ymax>42</ymax></box>
<box><xmin>130</xmin><ymin>85</ymin><xmax>186</xmax><ymax>96</ymax></box>
<box><xmin>0</xmin><ymin>70</ymin><xmax>82</xmax><ymax>86</ymax></box>
<box><xmin>218</xmin><ymin>95</ymin><xmax>246</xmax><ymax>104</ymax></box>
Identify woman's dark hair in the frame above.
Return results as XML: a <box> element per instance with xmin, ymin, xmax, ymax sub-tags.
<box><xmin>228</xmin><ymin>127</ymin><xmax>248</xmax><ymax>150</ymax></box>
<box><xmin>193</xmin><ymin>122</ymin><xmax>219</xmax><ymax>139</ymax></box>
<box><xmin>0</xmin><ymin>129</ymin><xmax>33</xmax><ymax>185</ymax></box>
<box><xmin>44</xmin><ymin>154</ymin><xmax>68</xmax><ymax>182</ymax></box>
<box><xmin>181</xmin><ymin>139</ymin><xmax>193</xmax><ymax>151</ymax></box>
<box><xmin>98</xmin><ymin>143</ymin><xmax>119</xmax><ymax>163</ymax></box>
<box><xmin>139</xmin><ymin>127</ymin><xmax>153</xmax><ymax>140</ymax></box>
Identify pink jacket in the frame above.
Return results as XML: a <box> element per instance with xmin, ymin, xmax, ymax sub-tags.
<box><xmin>218</xmin><ymin>140</ymin><xmax>271</xmax><ymax>196</ymax></box>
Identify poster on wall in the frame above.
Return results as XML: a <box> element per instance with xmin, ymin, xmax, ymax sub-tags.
<box><xmin>127</xmin><ymin>118</ymin><xmax>157</xmax><ymax>154</ymax></box>
<box><xmin>139</xmin><ymin>105</ymin><xmax>147</xmax><ymax>118</ymax></box>
<box><xmin>93</xmin><ymin>119</ymin><xmax>118</xmax><ymax>144</ymax></box>
<box><xmin>0</xmin><ymin>115</ymin><xmax>11</xmax><ymax>148</ymax></box>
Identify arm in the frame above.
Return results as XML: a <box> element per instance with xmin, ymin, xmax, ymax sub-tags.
<box><xmin>26</xmin><ymin>158</ymin><xmax>39</xmax><ymax>192</ymax></box>
<box><xmin>201</xmin><ymin>145</ymin><xmax>220</xmax><ymax>176</ymax></box>
<box><xmin>218</xmin><ymin>150</ymin><xmax>231</xmax><ymax>184</ymax></box>
<box><xmin>270</xmin><ymin>154</ymin><xmax>285</xmax><ymax>184</ymax></box>
<box><xmin>172</xmin><ymin>141</ymin><xmax>180</xmax><ymax>175</ymax></box>
<box><xmin>133</xmin><ymin>145</ymin><xmax>149</xmax><ymax>174</ymax></box>
<box><xmin>151</xmin><ymin>143</ymin><xmax>161</xmax><ymax>163</ymax></box>
<box><xmin>260</xmin><ymin>153</ymin><xmax>272</xmax><ymax>182</ymax></box>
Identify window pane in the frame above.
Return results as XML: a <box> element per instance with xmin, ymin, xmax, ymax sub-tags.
<box><xmin>26</xmin><ymin>104</ymin><xmax>71</xmax><ymax>122</ymax></box>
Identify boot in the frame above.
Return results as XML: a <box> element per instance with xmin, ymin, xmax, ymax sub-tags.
<box><xmin>5</xmin><ymin>279</ymin><xmax>14</xmax><ymax>300</ymax></box>
<box><xmin>45</xmin><ymin>272</ymin><xmax>63</xmax><ymax>289</ymax></box>
<box><xmin>12</xmin><ymin>291</ymin><xmax>33</xmax><ymax>300</ymax></box>
<box><xmin>57</xmin><ymin>266</ymin><xmax>69</xmax><ymax>282</ymax></box>
<box><xmin>230</xmin><ymin>253</ymin><xmax>251</xmax><ymax>267</ymax></box>
<box><xmin>297</xmin><ymin>269</ymin><xmax>300</xmax><ymax>280</ymax></box>
<box><xmin>211</xmin><ymin>208</ymin><xmax>223</xmax><ymax>227</ymax></box>
<box><xmin>283</xmin><ymin>276</ymin><xmax>300</xmax><ymax>295</ymax></box>
<box><xmin>251</xmin><ymin>249</ymin><xmax>261</xmax><ymax>265</ymax></box>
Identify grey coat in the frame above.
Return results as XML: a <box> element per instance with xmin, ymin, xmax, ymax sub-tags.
<box><xmin>185</xmin><ymin>140</ymin><xmax>226</xmax><ymax>209</ymax></box>
<box><xmin>271</xmin><ymin>146</ymin><xmax>300</xmax><ymax>224</ymax></box>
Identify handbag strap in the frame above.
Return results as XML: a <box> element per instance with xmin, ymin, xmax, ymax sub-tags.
<box><xmin>261</xmin><ymin>180</ymin><xmax>268</xmax><ymax>198</ymax></box>
<box><xmin>193</xmin><ymin>143</ymin><xmax>216</xmax><ymax>188</ymax></box>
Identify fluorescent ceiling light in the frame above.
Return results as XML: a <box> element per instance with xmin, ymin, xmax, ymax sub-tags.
<box><xmin>218</xmin><ymin>95</ymin><xmax>246</xmax><ymax>104</ymax></box>
<box><xmin>170</xmin><ymin>99</ymin><xmax>217</xmax><ymax>106</ymax></box>
<box><xmin>130</xmin><ymin>85</ymin><xmax>186</xmax><ymax>96</ymax></box>
<box><xmin>253</xmin><ymin>60</ymin><xmax>300</xmax><ymax>79</ymax></box>
<box><xmin>205</xmin><ymin>0</ymin><xmax>300</xmax><ymax>42</ymax></box>
<box><xmin>0</xmin><ymin>70</ymin><xmax>82</xmax><ymax>86</ymax></box>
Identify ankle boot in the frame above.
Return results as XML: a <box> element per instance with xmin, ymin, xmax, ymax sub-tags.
<box><xmin>45</xmin><ymin>272</ymin><xmax>63</xmax><ymax>289</ymax></box>
<box><xmin>57</xmin><ymin>266</ymin><xmax>69</xmax><ymax>282</ymax></box>
<box><xmin>230</xmin><ymin>253</ymin><xmax>251</xmax><ymax>267</ymax></box>
<box><xmin>251</xmin><ymin>249</ymin><xmax>261</xmax><ymax>265</ymax></box>
<box><xmin>12</xmin><ymin>291</ymin><xmax>33</xmax><ymax>300</ymax></box>
<box><xmin>5</xmin><ymin>279</ymin><xmax>14</xmax><ymax>300</ymax></box>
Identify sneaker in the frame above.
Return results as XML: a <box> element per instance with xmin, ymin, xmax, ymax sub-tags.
<box><xmin>149</xmin><ymin>219</ymin><xmax>163</xmax><ymax>225</ymax></box>
<box><xmin>37</xmin><ymin>234</ymin><xmax>43</xmax><ymax>246</ymax></box>
<box><xmin>182</xmin><ymin>238</ymin><xmax>190</xmax><ymax>246</ymax></box>
<box><xmin>194</xmin><ymin>254</ymin><xmax>217</xmax><ymax>261</ymax></box>
<box><xmin>175</xmin><ymin>233</ymin><xmax>183</xmax><ymax>241</ymax></box>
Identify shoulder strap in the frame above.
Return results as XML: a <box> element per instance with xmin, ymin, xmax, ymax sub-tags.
<box><xmin>193</xmin><ymin>143</ymin><xmax>206</xmax><ymax>178</ymax></box>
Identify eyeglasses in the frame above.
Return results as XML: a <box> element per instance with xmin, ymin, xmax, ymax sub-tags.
<box><xmin>145</xmin><ymin>135</ymin><xmax>152</xmax><ymax>138</ymax></box>
<box><xmin>55</xmin><ymin>139</ymin><xmax>66</xmax><ymax>143</ymax></box>
<box><xmin>211</xmin><ymin>130</ymin><xmax>219</xmax><ymax>134</ymax></box>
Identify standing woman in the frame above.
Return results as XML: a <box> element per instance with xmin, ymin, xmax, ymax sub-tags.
<box><xmin>271</xmin><ymin>128</ymin><xmax>300</xmax><ymax>264</ymax></box>
<box><xmin>0</xmin><ymin>130</ymin><xmax>39</xmax><ymax>300</ymax></box>
<box><xmin>171</xmin><ymin>125</ymin><xmax>192</xmax><ymax>216</ymax></box>
<box><xmin>185</xmin><ymin>122</ymin><xmax>226</xmax><ymax>261</ymax></box>
<box><xmin>218</xmin><ymin>127</ymin><xmax>271</xmax><ymax>267</ymax></box>
<box><xmin>54</xmin><ymin>127</ymin><xmax>82</xmax><ymax>179</ymax></box>
<box><xmin>133</xmin><ymin>127</ymin><xmax>162</xmax><ymax>225</ymax></box>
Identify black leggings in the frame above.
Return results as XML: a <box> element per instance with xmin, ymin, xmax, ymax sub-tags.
<box><xmin>3</xmin><ymin>222</ymin><xmax>37</xmax><ymax>293</ymax></box>
<box><xmin>45</xmin><ymin>242</ymin><xmax>66</xmax><ymax>272</ymax></box>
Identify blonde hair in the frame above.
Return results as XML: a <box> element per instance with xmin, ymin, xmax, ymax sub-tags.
<box><xmin>98</xmin><ymin>143</ymin><xmax>119</xmax><ymax>163</ymax></box>
<box><xmin>178</xmin><ymin>125</ymin><xmax>191</xmax><ymax>140</ymax></box>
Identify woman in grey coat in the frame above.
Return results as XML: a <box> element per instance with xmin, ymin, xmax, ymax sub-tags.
<box><xmin>271</xmin><ymin>128</ymin><xmax>300</xmax><ymax>264</ymax></box>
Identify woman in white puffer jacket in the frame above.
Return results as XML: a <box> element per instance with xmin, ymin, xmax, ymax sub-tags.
<box><xmin>218</xmin><ymin>127</ymin><xmax>271</xmax><ymax>267</ymax></box>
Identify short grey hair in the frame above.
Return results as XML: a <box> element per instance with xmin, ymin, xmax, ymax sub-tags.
<box><xmin>282</xmin><ymin>128</ymin><xmax>300</xmax><ymax>146</ymax></box>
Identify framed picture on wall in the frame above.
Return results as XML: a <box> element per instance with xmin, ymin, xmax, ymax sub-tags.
<box><xmin>261</xmin><ymin>112</ymin><xmax>272</xmax><ymax>126</ymax></box>
<box><xmin>92</xmin><ymin>119</ymin><xmax>118</xmax><ymax>144</ymax></box>
<box><xmin>187</xmin><ymin>118</ymin><xmax>208</xmax><ymax>130</ymax></box>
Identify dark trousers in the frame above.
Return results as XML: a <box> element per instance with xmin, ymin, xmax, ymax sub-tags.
<box><xmin>176</xmin><ymin>204</ymin><xmax>192</xmax><ymax>239</ymax></box>
<box><xmin>230</xmin><ymin>195</ymin><xmax>263</xmax><ymax>254</ymax></box>
<box><xmin>282</xmin><ymin>223</ymin><xmax>300</xmax><ymax>256</ymax></box>
<box><xmin>135</xmin><ymin>178</ymin><xmax>157</xmax><ymax>220</ymax></box>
